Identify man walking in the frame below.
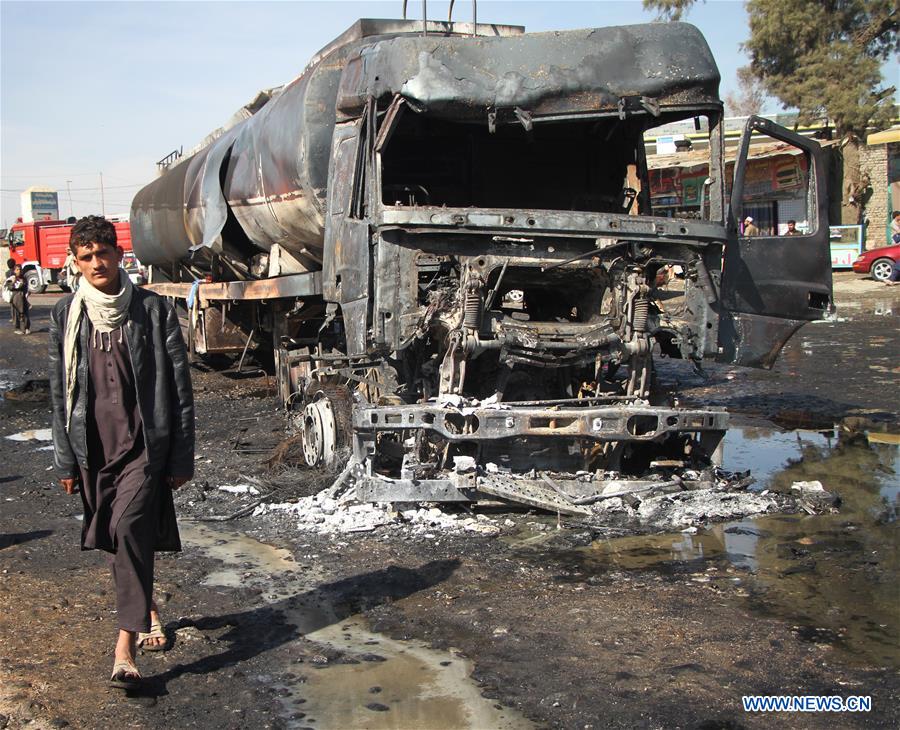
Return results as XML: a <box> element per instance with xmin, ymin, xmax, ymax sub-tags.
<box><xmin>49</xmin><ymin>215</ymin><xmax>194</xmax><ymax>690</ymax></box>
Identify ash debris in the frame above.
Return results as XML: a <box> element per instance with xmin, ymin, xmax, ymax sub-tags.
<box><xmin>187</xmin><ymin>456</ymin><xmax>837</xmax><ymax>537</ymax></box>
<box><xmin>254</xmin><ymin>493</ymin><xmax>503</xmax><ymax>537</ymax></box>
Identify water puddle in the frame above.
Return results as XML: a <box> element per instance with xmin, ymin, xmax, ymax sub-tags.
<box><xmin>179</xmin><ymin>523</ymin><xmax>530</xmax><ymax>729</ymax></box>
<box><xmin>179</xmin><ymin>523</ymin><xmax>306</xmax><ymax>590</ymax></box>
<box><xmin>517</xmin><ymin>422</ymin><xmax>899</xmax><ymax>667</ymax></box>
<box><xmin>299</xmin><ymin>619</ymin><xmax>524</xmax><ymax>729</ymax></box>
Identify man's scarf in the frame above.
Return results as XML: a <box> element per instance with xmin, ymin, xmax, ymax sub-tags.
<box><xmin>63</xmin><ymin>269</ymin><xmax>134</xmax><ymax>431</ymax></box>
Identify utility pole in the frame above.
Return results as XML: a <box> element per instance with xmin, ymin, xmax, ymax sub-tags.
<box><xmin>66</xmin><ymin>180</ymin><xmax>73</xmax><ymax>218</ymax></box>
<box><xmin>99</xmin><ymin>172</ymin><xmax>106</xmax><ymax>216</ymax></box>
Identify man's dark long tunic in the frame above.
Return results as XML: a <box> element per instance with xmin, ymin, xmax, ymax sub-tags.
<box><xmin>79</xmin><ymin>324</ymin><xmax>148</xmax><ymax>550</ymax></box>
<box><xmin>78</xmin><ymin>324</ymin><xmax>161</xmax><ymax>632</ymax></box>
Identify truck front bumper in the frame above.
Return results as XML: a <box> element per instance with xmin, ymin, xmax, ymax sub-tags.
<box><xmin>349</xmin><ymin>399</ymin><xmax>729</xmax><ymax>505</ymax></box>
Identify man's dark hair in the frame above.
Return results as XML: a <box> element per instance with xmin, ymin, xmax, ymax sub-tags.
<box><xmin>69</xmin><ymin>215</ymin><xmax>117</xmax><ymax>253</ymax></box>
<box><xmin>787</xmin><ymin>219</ymin><xmax>796</xmax><ymax>225</ymax></box>
<box><xmin>6</xmin><ymin>258</ymin><xmax>14</xmax><ymax>270</ymax></box>
<box><xmin>892</xmin><ymin>211</ymin><xmax>900</xmax><ymax>218</ymax></box>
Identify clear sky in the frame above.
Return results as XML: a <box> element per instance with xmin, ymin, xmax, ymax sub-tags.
<box><xmin>0</xmin><ymin>0</ymin><xmax>783</xmax><ymax>226</ymax></box>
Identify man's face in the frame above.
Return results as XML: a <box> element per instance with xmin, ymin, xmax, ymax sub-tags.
<box><xmin>73</xmin><ymin>242</ymin><xmax>123</xmax><ymax>293</ymax></box>
<box><xmin>787</xmin><ymin>222</ymin><xmax>796</xmax><ymax>232</ymax></box>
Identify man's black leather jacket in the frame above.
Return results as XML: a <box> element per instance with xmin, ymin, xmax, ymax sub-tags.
<box><xmin>49</xmin><ymin>288</ymin><xmax>195</xmax><ymax>479</ymax></box>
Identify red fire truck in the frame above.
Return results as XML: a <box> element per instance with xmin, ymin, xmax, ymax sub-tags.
<box><xmin>5</xmin><ymin>217</ymin><xmax>132</xmax><ymax>293</ymax></box>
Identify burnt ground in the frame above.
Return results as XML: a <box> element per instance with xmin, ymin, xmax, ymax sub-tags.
<box><xmin>1</xmin><ymin>273</ymin><xmax>898</xmax><ymax>730</ymax></box>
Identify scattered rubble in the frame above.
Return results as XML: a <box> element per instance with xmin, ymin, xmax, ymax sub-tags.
<box><xmin>790</xmin><ymin>479</ymin><xmax>840</xmax><ymax>514</ymax></box>
<box><xmin>633</xmin><ymin>490</ymin><xmax>781</xmax><ymax>530</ymax></box>
<box><xmin>191</xmin><ymin>430</ymin><xmax>841</xmax><ymax>538</ymax></box>
<box><xmin>204</xmin><ymin>462</ymin><xmax>838</xmax><ymax>537</ymax></box>
<box><xmin>253</xmin><ymin>490</ymin><xmax>502</xmax><ymax>536</ymax></box>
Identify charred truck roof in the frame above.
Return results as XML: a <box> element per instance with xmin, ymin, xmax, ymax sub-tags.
<box><xmin>133</xmin><ymin>18</ymin><xmax>832</xmax><ymax>513</ymax></box>
<box><xmin>336</xmin><ymin>23</ymin><xmax>721</xmax><ymax>119</ymax></box>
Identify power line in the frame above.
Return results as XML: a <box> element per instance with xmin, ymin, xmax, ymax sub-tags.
<box><xmin>0</xmin><ymin>183</ymin><xmax>144</xmax><ymax>193</ymax></box>
<box><xmin>0</xmin><ymin>172</ymin><xmax>101</xmax><ymax>178</ymax></box>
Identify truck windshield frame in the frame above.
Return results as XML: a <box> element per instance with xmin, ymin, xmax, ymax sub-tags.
<box><xmin>373</xmin><ymin>103</ymin><xmax>726</xmax><ymax>236</ymax></box>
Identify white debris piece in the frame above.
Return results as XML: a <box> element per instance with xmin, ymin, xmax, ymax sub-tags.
<box><xmin>453</xmin><ymin>455</ymin><xmax>477</xmax><ymax>473</ymax></box>
<box><xmin>218</xmin><ymin>484</ymin><xmax>261</xmax><ymax>496</ymax></box>
<box><xmin>460</xmin><ymin>516</ymin><xmax>502</xmax><ymax>535</ymax></box>
<box><xmin>591</xmin><ymin>496</ymin><xmax>629</xmax><ymax>516</ymax></box>
<box><xmin>791</xmin><ymin>480</ymin><xmax>826</xmax><ymax>494</ymax></box>
<box><xmin>5</xmin><ymin>428</ymin><xmax>52</xmax><ymax>442</ymax></box>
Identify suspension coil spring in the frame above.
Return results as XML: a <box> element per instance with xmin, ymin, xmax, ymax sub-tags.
<box><xmin>464</xmin><ymin>288</ymin><xmax>483</xmax><ymax>330</ymax></box>
<box><xmin>633</xmin><ymin>298</ymin><xmax>649</xmax><ymax>333</ymax></box>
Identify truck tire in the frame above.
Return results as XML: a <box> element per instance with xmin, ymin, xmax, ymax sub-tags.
<box><xmin>25</xmin><ymin>271</ymin><xmax>46</xmax><ymax>294</ymax></box>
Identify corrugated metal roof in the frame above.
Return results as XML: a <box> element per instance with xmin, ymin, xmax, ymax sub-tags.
<box><xmin>647</xmin><ymin>139</ymin><xmax>840</xmax><ymax>170</ymax></box>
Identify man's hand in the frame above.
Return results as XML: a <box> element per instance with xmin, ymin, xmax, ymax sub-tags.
<box><xmin>166</xmin><ymin>476</ymin><xmax>190</xmax><ymax>490</ymax></box>
<box><xmin>59</xmin><ymin>477</ymin><xmax>79</xmax><ymax>495</ymax></box>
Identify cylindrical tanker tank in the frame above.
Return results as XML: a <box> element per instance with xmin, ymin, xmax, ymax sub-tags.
<box><xmin>131</xmin><ymin>154</ymin><xmax>197</xmax><ymax>267</ymax></box>
<box><xmin>131</xmin><ymin>18</ymin><xmax>529</xmax><ymax>271</ymax></box>
<box><xmin>131</xmin><ymin>36</ymin><xmax>358</xmax><ymax>271</ymax></box>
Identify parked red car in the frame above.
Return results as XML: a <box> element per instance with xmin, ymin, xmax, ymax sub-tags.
<box><xmin>852</xmin><ymin>243</ymin><xmax>900</xmax><ymax>281</ymax></box>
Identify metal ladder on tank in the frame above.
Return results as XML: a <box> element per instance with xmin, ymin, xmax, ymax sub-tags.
<box><xmin>402</xmin><ymin>0</ymin><xmax>480</xmax><ymax>36</ymax></box>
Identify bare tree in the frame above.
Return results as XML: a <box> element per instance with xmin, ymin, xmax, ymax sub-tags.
<box><xmin>724</xmin><ymin>67</ymin><xmax>766</xmax><ymax>117</ymax></box>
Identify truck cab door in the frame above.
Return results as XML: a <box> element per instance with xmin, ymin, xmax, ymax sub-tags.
<box><xmin>323</xmin><ymin>118</ymin><xmax>371</xmax><ymax>356</ymax></box>
<box><xmin>717</xmin><ymin>116</ymin><xmax>832</xmax><ymax>368</ymax></box>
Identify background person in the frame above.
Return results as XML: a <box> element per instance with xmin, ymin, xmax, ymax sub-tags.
<box><xmin>5</xmin><ymin>257</ymin><xmax>16</xmax><ymax>322</ymax></box>
<box><xmin>48</xmin><ymin>215</ymin><xmax>194</xmax><ymax>690</ymax></box>
<box><xmin>784</xmin><ymin>219</ymin><xmax>801</xmax><ymax>235</ymax></box>
<box><xmin>5</xmin><ymin>263</ymin><xmax>30</xmax><ymax>334</ymax></box>
<box><xmin>743</xmin><ymin>216</ymin><xmax>760</xmax><ymax>236</ymax></box>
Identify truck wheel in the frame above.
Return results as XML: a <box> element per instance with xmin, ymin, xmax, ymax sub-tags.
<box><xmin>25</xmin><ymin>271</ymin><xmax>46</xmax><ymax>294</ymax></box>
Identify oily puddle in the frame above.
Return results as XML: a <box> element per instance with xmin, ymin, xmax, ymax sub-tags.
<box><xmin>521</xmin><ymin>422</ymin><xmax>900</xmax><ymax>667</ymax></box>
<box><xmin>179</xmin><ymin>522</ymin><xmax>529</xmax><ymax>729</ymax></box>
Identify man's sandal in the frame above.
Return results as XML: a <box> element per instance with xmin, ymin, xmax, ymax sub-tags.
<box><xmin>109</xmin><ymin>658</ymin><xmax>142</xmax><ymax>690</ymax></box>
<box><xmin>137</xmin><ymin>617</ymin><xmax>169</xmax><ymax>652</ymax></box>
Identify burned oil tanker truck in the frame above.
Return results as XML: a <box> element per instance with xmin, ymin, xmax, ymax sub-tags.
<box><xmin>131</xmin><ymin>17</ymin><xmax>832</xmax><ymax>511</ymax></box>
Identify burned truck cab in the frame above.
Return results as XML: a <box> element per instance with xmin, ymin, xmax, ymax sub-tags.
<box><xmin>311</xmin><ymin>22</ymin><xmax>832</xmax><ymax>505</ymax></box>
